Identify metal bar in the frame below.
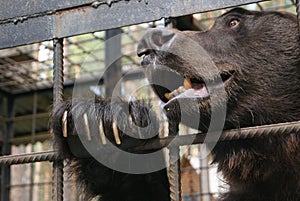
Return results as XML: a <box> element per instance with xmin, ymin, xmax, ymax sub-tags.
<box><xmin>199</xmin><ymin>146</ymin><xmax>210</xmax><ymax>201</ymax></box>
<box><xmin>9</xmin><ymin>68</ymin><xmax>144</xmax><ymax>97</ymax></box>
<box><xmin>0</xmin><ymin>94</ymin><xmax>3</xmax><ymax>140</ymax></box>
<box><xmin>53</xmin><ymin>39</ymin><xmax>64</xmax><ymax>104</ymax></box>
<box><xmin>1</xmin><ymin>96</ymin><xmax>14</xmax><ymax>201</ymax></box>
<box><xmin>30</xmin><ymin>92</ymin><xmax>38</xmax><ymax>145</ymax></box>
<box><xmin>104</xmin><ymin>29</ymin><xmax>122</xmax><ymax>98</ymax></box>
<box><xmin>296</xmin><ymin>0</ymin><xmax>300</xmax><ymax>34</ymax></box>
<box><xmin>0</xmin><ymin>0</ymin><xmax>93</xmax><ymax>21</ymax></box>
<box><xmin>168</xmin><ymin>121</ymin><xmax>182</xmax><ymax>201</ymax></box>
<box><xmin>13</xmin><ymin>112</ymin><xmax>49</xmax><ymax>122</ymax></box>
<box><xmin>52</xmin><ymin>38</ymin><xmax>64</xmax><ymax>201</ymax></box>
<box><xmin>131</xmin><ymin>121</ymin><xmax>300</xmax><ymax>152</ymax></box>
<box><xmin>0</xmin><ymin>121</ymin><xmax>298</xmax><ymax>163</ymax></box>
<box><xmin>11</xmin><ymin>133</ymin><xmax>51</xmax><ymax>147</ymax></box>
<box><xmin>0</xmin><ymin>151</ymin><xmax>59</xmax><ymax>166</ymax></box>
<box><xmin>0</xmin><ymin>0</ymin><xmax>266</xmax><ymax>49</ymax></box>
<box><xmin>29</xmin><ymin>92</ymin><xmax>38</xmax><ymax>201</ymax></box>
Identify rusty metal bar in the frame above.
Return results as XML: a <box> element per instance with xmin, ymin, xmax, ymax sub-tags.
<box><xmin>132</xmin><ymin>121</ymin><xmax>300</xmax><ymax>152</ymax></box>
<box><xmin>0</xmin><ymin>151</ymin><xmax>59</xmax><ymax>166</ymax></box>
<box><xmin>0</xmin><ymin>0</ymin><xmax>267</xmax><ymax>49</ymax></box>
<box><xmin>168</xmin><ymin>121</ymin><xmax>182</xmax><ymax>201</ymax></box>
<box><xmin>52</xmin><ymin>38</ymin><xmax>64</xmax><ymax>201</ymax></box>
<box><xmin>296</xmin><ymin>0</ymin><xmax>300</xmax><ymax>33</ymax></box>
<box><xmin>0</xmin><ymin>121</ymin><xmax>298</xmax><ymax>163</ymax></box>
<box><xmin>1</xmin><ymin>96</ymin><xmax>14</xmax><ymax>201</ymax></box>
<box><xmin>104</xmin><ymin>28</ymin><xmax>122</xmax><ymax>98</ymax></box>
<box><xmin>0</xmin><ymin>0</ymin><xmax>93</xmax><ymax>22</ymax></box>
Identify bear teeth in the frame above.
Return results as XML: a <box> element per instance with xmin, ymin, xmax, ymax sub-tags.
<box><xmin>164</xmin><ymin>77</ymin><xmax>193</xmax><ymax>100</ymax></box>
<box><xmin>184</xmin><ymin>77</ymin><xmax>192</xmax><ymax>89</ymax></box>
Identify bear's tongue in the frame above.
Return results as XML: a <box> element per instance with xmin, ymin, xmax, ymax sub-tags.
<box><xmin>164</xmin><ymin>77</ymin><xmax>209</xmax><ymax>101</ymax></box>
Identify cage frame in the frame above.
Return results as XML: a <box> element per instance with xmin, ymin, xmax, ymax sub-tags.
<box><xmin>1</xmin><ymin>0</ymin><xmax>300</xmax><ymax>201</ymax></box>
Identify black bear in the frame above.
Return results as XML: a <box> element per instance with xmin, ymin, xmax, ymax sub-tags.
<box><xmin>137</xmin><ymin>7</ymin><xmax>300</xmax><ymax>201</ymax></box>
<box><xmin>52</xmin><ymin>8</ymin><xmax>300</xmax><ymax>201</ymax></box>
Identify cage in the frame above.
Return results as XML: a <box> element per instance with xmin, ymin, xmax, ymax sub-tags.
<box><xmin>0</xmin><ymin>0</ymin><xmax>299</xmax><ymax>201</ymax></box>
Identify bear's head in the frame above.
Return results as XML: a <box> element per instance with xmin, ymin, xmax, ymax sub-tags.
<box><xmin>137</xmin><ymin>8</ymin><xmax>300</xmax><ymax>132</ymax></box>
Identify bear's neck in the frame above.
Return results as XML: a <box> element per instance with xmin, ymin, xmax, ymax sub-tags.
<box><xmin>213</xmin><ymin>134</ymin><xmax>300</xmax><ymax>200</ymax></box>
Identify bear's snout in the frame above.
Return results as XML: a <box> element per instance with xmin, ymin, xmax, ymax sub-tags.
<box><xmin>137</xmin><ymin>28</ymin><xmax>176</xmax><ymax>58</ymax></box>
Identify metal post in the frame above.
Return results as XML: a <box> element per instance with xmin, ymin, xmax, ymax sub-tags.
<box><xmin>104</xmin><ymin>29</ymin><xmax>122</xmax><ymax>98</ymax></box>
<box><xmin>29</xmin><ymin>92</ymin><xmax>38</xmax><ymax>201</ymax></box>
<box><xmin>296</xmin><ymin>0</ymin><xmax>300</xmax><ymax>34</ymax></box>
<box><xmin>52</xmin><ymin>38</ymin><xmax>64</xmax><ymax>201</ymax></box>
<box><xmin>0</xmin><ymin>93</ymin><xmax>3</xmax><ymax>145</ymax></box>
<box><xmin>199</xmin><ymin>145</ymin><xmax>210</xmax><ymax>201</ymax></box>
<box><xmin>1</xmin><ymin>96</ymin><xmax>14</xmax><ymax>201</ymax></box>
<box><xmin>168</xmin><ymin>121</ymin><xmax>182</xmax><ymax>201</ymax></box>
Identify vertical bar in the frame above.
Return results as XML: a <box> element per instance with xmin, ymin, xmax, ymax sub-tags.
<box><xmin>1</xmin><ymin>96</ymin><xmax>14</xmax><ymax>201</ymax></box>
<box><xmin>104</xmin><ymin>29</ymin><xmax>122</xmax><ymax>98</ymax></box>
<box><xmin>52</xmin><ymin>38</ymin><xmax>64</xmax><ymax>201</ymax></box>
<box><xmin>0</xmin><ymin>93</ymin><xmax>3</xmax><ymax>146</ymax></box>
<box><xmin>29</xmin><ymin>92</ymin><xmax>38</xmax><ymax>201</ymax></box>
<box><xmin>199</xmin><ymin>145</ymin><xmax>210</xmax><ymax>201</ymax></box>
<box><xmin>0</xmin><ymin>94</ymin><xmax>2</xmax><ymax>201</ymax></box>
<box><xmin>296</xmin><ymin>0</ymin><xmax>300</xmax><ymax>34</ymax></box>
<box><xmin>53</xmin><ymin>38</ymin><xmax>64</xmax><ymax>104</ymax></box>
<box><xmin>168</xmin><ymin>121</ymin><xmax>182</xmax><ymax>201</ymax></box>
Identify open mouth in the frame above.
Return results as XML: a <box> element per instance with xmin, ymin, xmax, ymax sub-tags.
<box><xmin>159</xmin><ymin>70</ymin><xmax>235</xmax><ymax>103</ymax></box>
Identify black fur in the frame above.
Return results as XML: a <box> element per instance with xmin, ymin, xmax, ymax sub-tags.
<box><xmin>138</xmin><ymin>8</ymin><xmax>300</xmax><ymax>201</ymax></box>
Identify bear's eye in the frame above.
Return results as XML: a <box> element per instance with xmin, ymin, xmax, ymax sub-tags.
<box><xmin>228</xmin><ymin>19</ymin><xmax>240</xmax><ymax>28</ymax></box>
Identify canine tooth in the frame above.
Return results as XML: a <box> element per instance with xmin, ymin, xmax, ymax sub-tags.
<box><xmin>112</xmin><ymin>120</ymin><xmax>121</xmax><ymax>145</ymax></box>
<box><xmin>99</xmin><ymin>119</ymin><xmax>107</xmax><ymax>145</ymax></box>
<box><xmin>184</xmin><ymin>77</ymin><xmax>192</xmax><ymax>89</ymax></box>
<box><xmin>178</xmin><ymin>86</ymin><xmax>185</xmax><ymax>93</ymax></box>
<box><xmin>164</xmin><ymin>92</ymin><xmax>171</xmax><ymax>100</ymax></box>
<box><xmin>83</xmin><ymin>113</ymin><xmax>92</xmax><ymax>141</ymax></box>
<box><xmin>62</xmin><ymin>110</ymin><xmax>68</xmax><ymax>138</ymax></box>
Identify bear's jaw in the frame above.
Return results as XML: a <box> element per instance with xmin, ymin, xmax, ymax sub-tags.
<box><xmin>163</xmin><ymin>70</ymin><xmax>235</xmax><ymax>102</ymax></box>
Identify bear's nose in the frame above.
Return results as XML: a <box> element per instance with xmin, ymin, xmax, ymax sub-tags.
<box><xmin>137</xmin><ymin>28</ymin><xmax>176</xmax><ymax>57</ymax></box>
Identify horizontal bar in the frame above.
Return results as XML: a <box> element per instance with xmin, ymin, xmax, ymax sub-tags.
<box><xmin>0</xmin><ymin>121</ymin><xmax>299</xmax><ymax>165</ymax></box>
<box><xmin>0</xmin><ymin>0</ymin><xmax>266</xmax><ymax>49</ymax></box>
<box><xmin>134</xmin><ymin>120</ymin><xmax>300</xmax><ymax>151</ymax></box>
<box><xmin>0</xmin><ymin>0</ymin><xmax>93</xmax><ymax>22</ymax></box>
<box><xmin>0</xmin><ymin>151</ymin><xmax>59</xmax><ymax>165</ymax></box>
<box><xmin>11</xmin><ymin>132</ymin><xmax>51</xmax><ymax>146</ymax></box>
<box><xmin>8</xmin><ymin>68</ymin><xmax>144</xmax><ymax>96</ymax></box>
<box><xmin>67</xmin><ymin>120</ymin><xmax>300</xmax><ymax>158</ymax></box>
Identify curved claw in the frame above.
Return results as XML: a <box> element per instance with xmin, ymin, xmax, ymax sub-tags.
<box><xmin>83</xmin><ymin>113</ymin><xmax>92</xmax><ymax>141</ymax></box>
<box><xmin>62</xmin><ymin>110</ymin><xmax>68</xmax><ymax>138</ymax></box>
<box><xmin>112</xmin><ymin>120</ymin><xmax>121</xmax><ymax>145</ymax></box>
<box><xmin>99</xmin><ymin>119</ymin><xmax>107</xmax><ymax>145</ymax></box>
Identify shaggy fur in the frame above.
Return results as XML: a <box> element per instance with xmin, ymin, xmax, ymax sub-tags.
<box><xmin>138</xmin><ymin>8</ymin><xmax>300</xmax><ymax>201</ymax></box>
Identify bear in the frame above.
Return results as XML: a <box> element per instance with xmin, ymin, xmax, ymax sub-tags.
<box><xmin>137</xmin><ymin>7</ymin><xmax>300</xmax><ymax>201</ymax></box>
<box><xmin>51</xmin><ymin>8</ymin><xmax>300</xmax><ymax>201</ymax></box>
